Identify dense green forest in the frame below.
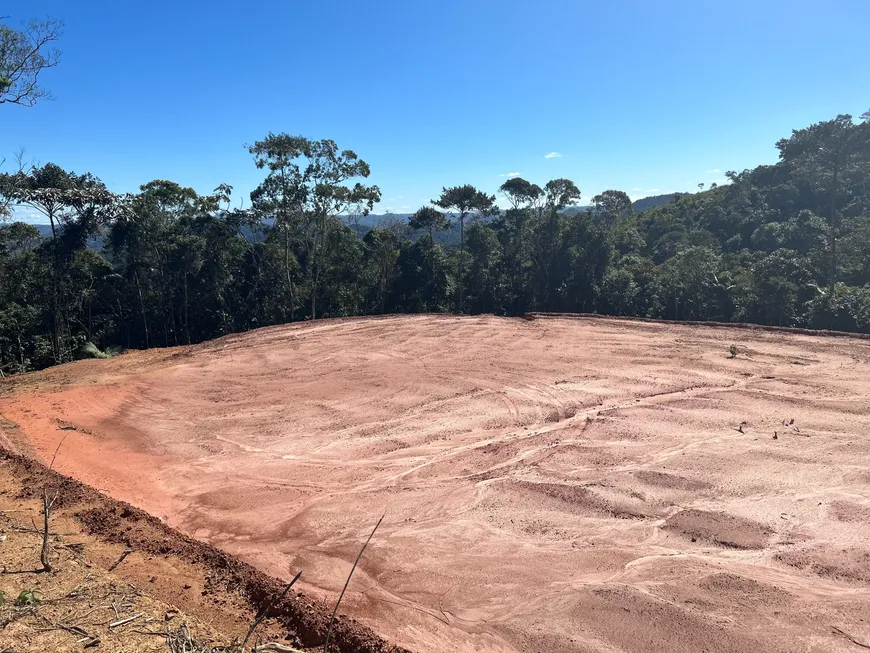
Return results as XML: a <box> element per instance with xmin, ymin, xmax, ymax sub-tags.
<box><xmin>0</xmin><ymin>111</ymin><xmax>868</xmax><ymax>373</ymax></box>
<box><xmin>4</xmin><ymin>16</ymin><xmax>869</xmax><ymax>375</ymax></box>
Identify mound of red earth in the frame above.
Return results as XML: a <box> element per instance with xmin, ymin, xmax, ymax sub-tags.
<box><xmin>2</xmin><ymin>314</ymin><xmax>870</xmax><ymax>652</ymax></box>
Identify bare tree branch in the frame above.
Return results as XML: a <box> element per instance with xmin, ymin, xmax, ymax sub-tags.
<box><xmin>323</xmin><ymin>513</ymin><xmax>385</xmax><ymax>653</ymax></box>
<box><xmin>240</xmin><ymin>570</ymin><xmax>303</xmax><ymax>653</ymax></box>
<box><xmin>0</xmin><ymin>17</ymin><xmax>63</xmax><ymax>107</ymax></box>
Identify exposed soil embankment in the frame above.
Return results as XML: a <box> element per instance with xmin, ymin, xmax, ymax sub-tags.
<box><xmin>0</xmin><ymin>450</ymin><xmax>408</xmax><ymax>653</ymax></box>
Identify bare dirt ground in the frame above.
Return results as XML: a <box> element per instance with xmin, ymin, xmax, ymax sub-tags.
<box><xmin>0</xmin><ymin>450</ymin><xmax>405</xmax><ymax>653</ymax></box>
<box><xmin>2</xmin><ymin>314</ymin><xmax>870</xmax><ymax>652</ymax></box>
<box><xmin>0</xmin><ymin>460</ymin><xmax>234</xmax><ymax>653</ymax></box>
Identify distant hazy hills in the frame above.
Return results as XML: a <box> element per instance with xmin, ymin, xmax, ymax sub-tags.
<box><xmin>630</xmin><ymin>193</ymin><xmax>679</xmax><ymax>212</ymax></box>
<box><xmin>356</xmin><ymin>193</ymin><xmax>679</xmax><ymax>228</ymax></box>
<box><xmin>26</xmin><ymin>194</ymin><xmax>679</xmax><ymax>248</ymax></box>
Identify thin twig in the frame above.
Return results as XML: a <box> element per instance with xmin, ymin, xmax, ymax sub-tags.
<box><xmin>109</xmin><ymin>612</ymin><xmax>144</xmax><ymax>628</ymax></box>
<box><xmin>40</xmin><ymin>489</ymin><xmax>59</xmax><ymax>572</ymax></box>
<box><xmin>240</xmin><ymin>570</ymin><xmax>302</xmax><ymax>653</ymax></box>
<box><xmin>49</xmin><ymin>433</ymin><xmax>69</xmax><ymax>471</ymax></box>
<box><xmin>323</xmin><ymin>513</ymin><xmax>385</xmax><ymax>653</ymax></box>
<box><xmin>832</xmin><ymin>626</ymin><xmax>870</xmax><ymax>650</ymax></box>
<box><xmin>53</xmin><ymin>622</ymin><xmax>90</xmax><ymax>637</ymax></box>
<box><xmin>63</xmin><ymin>604</ymin><xmax>113</xmax><ymax>623</ymax></box>
<box><xmin>108</xmin><ymin>549</ymin><xmax>133</xmax><ymax>572</ymax></box>
<box><xmin>9</xmin><ymin>525</ymin><xmax>72</xmax><ymax>536</ymax></box>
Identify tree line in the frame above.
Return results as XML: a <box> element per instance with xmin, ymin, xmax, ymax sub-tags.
<box><xmin>1</xmin><ymin>111</ymin><xmax>869</xmax><ymax>374</ymax></box>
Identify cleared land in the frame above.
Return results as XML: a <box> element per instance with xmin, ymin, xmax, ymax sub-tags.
<box><xmin>2</xmin><ymin>314</ymin><xmax>870</xmax><ymax>652</ymax></box>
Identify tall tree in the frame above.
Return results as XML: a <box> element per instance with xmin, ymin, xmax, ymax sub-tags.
<box><xmin>499</xmin><ymin>177</ymin><xmax>543</xmax><ymax>210</ymax></box>
<box><xmin>1</xmin><ymin>163</ymin><xmax>115</xmax><ymax>364</ymax></box>
<box><xmin>2</xmin><ymin>163</ymin><xmax>72</xmax><ymax>239</ymax></box>
<box><xmin>495</xmin><ymin>178</ymin><xmax>545</xmax><ymax>314</ymax></box>
<box><xmin>408</xmin><ymin>205</ymin><xmax>451</xmax><ymax>243</ymax></box>
<box><xmin>776</xmin><ymin>113</ymin><xmax>870</xmax><ymax>295</ymax></box>
<box><xmin>249</xmin><ymin>134</ymin><xmax>380</xmax><ymax>319</ymax></box>
<box><xmin>529</xmin><ymin>179</ymin><xmax>581</xmax><ymax>309</ymax></box>
<box><xmin>362</xmin><ymin>226</ymin><xmax>402</xmax><ymax>314</ymax></box>
<box><xmin>111</xmin><ymin>180</ymin><xmax>212</xmax><ymax>347</ymax></box>
<box><xmin>408</xmin><ymin>206</ymin><xmax>450</xmax><ymax>282</ymax></box>
<box><xmin>0</xmin><ymin>17</ymin><xmax>62</xmax><ymax>107</ymax></box>
<box><xmin>433</xmin><ymin>185</ymin><xmax>497</xmax><ymax>312</ymax></box>
<box><xmin>464</xmin><ymin>222</ymin><xmax>502</xmax><ymax>314</ymax></box>
<box><xmin>0</xmin><ymin>221</ymin><xmax>44</xmax><ymax>374</ymax></box>
<box><xmin>591</xmin><ymin>190</ymin><xmax>633</xmax><ymax>227</ymax></box>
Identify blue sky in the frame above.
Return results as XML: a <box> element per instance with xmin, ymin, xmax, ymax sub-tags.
<box><xmin>3</xmin><ymin>0</ymin><xmax>869</xmax><ymax>220</ymax></box>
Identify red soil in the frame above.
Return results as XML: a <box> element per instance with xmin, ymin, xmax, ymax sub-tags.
<box><xmin>2</xmin><ymin>314</ymin><xmax>870</xmax><ymax>652</ymax></box>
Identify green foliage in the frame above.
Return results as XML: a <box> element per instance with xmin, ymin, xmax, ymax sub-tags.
<box><xmin>463</xmin><ymin>222</ymin><xmax>503</xmax><ymax>314</ymax></box>
<box><xmin>433</xmin><ymin>185</ymin><xmax>498</xmax><ymax>312</ymax></box>
<box><xmin>247</xmin><ymin>134</ymin><xmax>380</xmax><ymax>319</ymax></box>
<box><xmin>408</xmin><ymin>206</ymin><xmax>450</xmax><ymax>239</ymax></box>
<box><xmin>729</xmin><ymin>345</ymin><xmax>738</xmax><ymax>358</ymax></box>
<box><xmin>807</xmin><ymin>284</ymin><xmax>870</xmax><ymax>332</ymax></box>
<box><xmin>0</xmin><ymin>17</ymin><xmax>62</xmax><ymax>107</ymax></box>
<box><xmin>776</xmin><ymin>113</ymin><xmax>870</xmax><ymax>294</ymax></box>
<box><xmin>498</xmin><ymin>177</ymin><xmax>543</xmax><ymax>209</ymax></box>
<box><xmin>592</xmin><ymin>190</ymin><xmax>633</xmax><ymax>227</ymax></box>
<box><xmin>1</xmin><ymin>112</ymin><xmax>870</xmax><ymax>377</ymax></box>
<box><xmin>15</xmin><ymin>589</ymin><xmax>41</xmax><ymax>606</ymax></box>
<box><xmin>76</xmin><ymin>341</ymin><xmax>108</xmax><ymax>359</ymax></box>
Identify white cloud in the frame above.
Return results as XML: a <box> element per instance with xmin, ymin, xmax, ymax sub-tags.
<box><xmin>646</xmin><ymin>188</ymin><xmax>659</xmax><ymax>193</ymax></box>
<box><xmin>631</xmin><ymin>187</ymin><xmax>643</xmax><ymax>191</ymax></box>
<box><xmin>499</xmin><ymin>172</ymin><xmax>521</xmax><ymax>177</ymax></box>
<box><xmin>544</xmin><ymin>152</ymin><xmax>563</xmax><ymax>159</ymax></box>
<box><xmin>705</xmin><ymin>168</ymin><xmax>720</xmax><ymax>174</ymax></box>
<box><xmin>7</xmin><ymin>205</ymin><xmax>46</xmax><ymax>224</ymax></box>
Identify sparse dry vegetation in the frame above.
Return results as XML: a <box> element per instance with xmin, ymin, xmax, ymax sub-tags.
<box><xmin>0</xmin><ymin>451</ymin><xmax>405</xmax><ymax>653</ymax></box>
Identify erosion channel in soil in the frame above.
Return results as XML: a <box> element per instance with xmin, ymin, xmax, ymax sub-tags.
<box><xmin>2</xmin><ymin>314</ymin><xmax>870</xmax><ymax>652</ymax></box>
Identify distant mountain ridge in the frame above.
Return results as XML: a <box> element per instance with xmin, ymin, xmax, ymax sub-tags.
<box><xmin>24</xmin><ymin>194</ymin><xmax>680</xmax><ymax>248</ymax></box>
<box><xmin>631</xmin><ymin>193</ymin><xmax>679</xmax><ymax>212</ymax></box>
<box><xmin>357</xmin><ymin>193</ymin><xmax>679</xmax><ymax>227</ymax></box>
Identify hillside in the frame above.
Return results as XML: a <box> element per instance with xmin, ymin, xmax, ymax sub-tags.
<box><xmin>3</xmin><ymin>111</ymin><xmax>868</xmax><ymax>376</ymax></box>
<box><xmin>3</xmin><ymin>314</ymin><xmax>869</xmax><ymax>652</ymax></box>
<box><xmin>631</xmin><ymin>192</ymin><xmax>679</xmax><ymax>212</ymax></box>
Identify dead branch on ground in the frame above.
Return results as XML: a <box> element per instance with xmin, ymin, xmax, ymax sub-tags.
<box><xmin>323</xmin><ymin>512</ymin><xmax>385</xmax><ymax>653</ymax></box>
<box><xmin>48</xmin><ymin>433</ymin><xmax>68</xmax><ymax>471</ymax></box>
<box><xmin>239</xmin><ymin>570</ymin><xmax>302</xmax><ymax>653</ymax></box>
<box><xmin>832</xmin><ymin>626</ymin><xmax>870</xmax><ymax>650</ymax></box>
<box><xmin>40</xmin><ymin>489</ymin><xmax>59</xmax><ymax>572</ymax></box>
<box><xmin>165</xmin><ymin>621</ymin><xmax>235</xmax><ymax>653</ymax></box>
<box><xmin>38</xmin><ymin>431</ymin><xmax>67</xmax><ymax>572</ymax></box>
<box><xmin>107</xmin><ymin>549</ymin><xmax>133</xmax><ymax>572</ymax></box>
<box><xmin>108</xmin><ymin>612</ymin><xmax>143</xmax><ymax>628</ymax></box>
